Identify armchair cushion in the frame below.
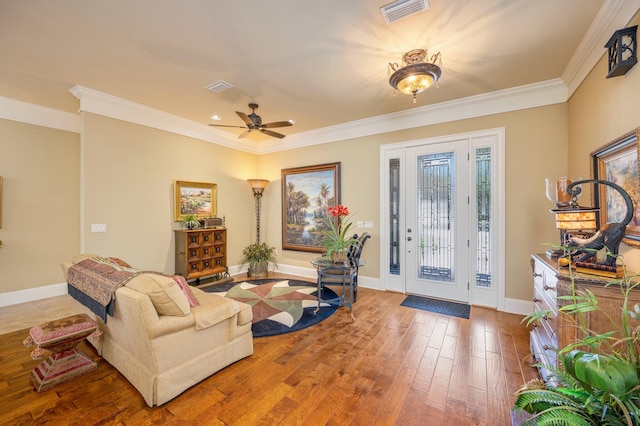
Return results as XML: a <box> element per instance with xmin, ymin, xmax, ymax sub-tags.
<box><xmin>125</xmin><ymin>273</ymin><xmax>190</xmax><ymax>316</ymax></box>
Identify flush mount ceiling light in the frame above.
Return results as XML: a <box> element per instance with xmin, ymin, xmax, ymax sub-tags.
<box><xmin>388</xmin><ymin>48</ymin><xmax>442</xmax><ymax>103</ymax></box>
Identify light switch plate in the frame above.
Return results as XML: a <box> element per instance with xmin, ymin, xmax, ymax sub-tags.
<box><xmin>91</xmin><ymin>223</ymin><xmax>107</xmax><ymax>233</ymax></box>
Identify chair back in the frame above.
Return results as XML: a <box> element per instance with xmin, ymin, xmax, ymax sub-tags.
<box><xmin>348</xmin><ymin>233</ymin><xmax>370</xmax><ymax>268</ymax></box>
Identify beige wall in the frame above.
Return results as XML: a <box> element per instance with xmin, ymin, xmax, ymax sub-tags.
<box><xmin>0</xmin><ymin>101</ymin><xmax>569</xmax><ymax>304</ymax></box>
<box><xmin>568</xmin><ymin>13</ymin><xmax>640</xmax><ymax>267</ymax></box>
<box><xmin>0</xmin><ymin>118</ymin><xmax>80</xmax><ymax>292</ymax></box>
<box><xmin>81</xmin><ymin>113</ymin><xmax>258</xmax><ymax>273</ymax></box>
<box><xmin>260</xmin><ymin>104</ymin><xmax>569</xmax><ymax>301</ymax></box>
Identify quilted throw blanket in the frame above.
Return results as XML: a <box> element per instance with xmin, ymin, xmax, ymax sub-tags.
<box><xmin>67</xmin><ymin>256</ymin><xmax>140</xmax><ymax>322</ymax></box>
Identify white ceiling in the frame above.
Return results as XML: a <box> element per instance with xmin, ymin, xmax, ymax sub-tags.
<box><xmin>0</xmin><ymin>0</ymin><xmax>634</xmax><ymax>145</ymax></box>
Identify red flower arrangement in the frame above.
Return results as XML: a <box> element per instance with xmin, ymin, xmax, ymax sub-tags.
<box><xmin>321</xmin><ymin>204</ymin><xmax>358</xmax><ymax>258</ymax></box>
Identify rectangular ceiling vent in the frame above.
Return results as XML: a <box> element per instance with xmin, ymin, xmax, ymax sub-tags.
<box><xmin>205</xmin><ymin>80</ymin><xmax>234</xmax><ymax>94</ymax></box>
<box><xmin>380</xmin><ymin>0</ymin><xmax>429</xmax><ymax>25</ymax></box>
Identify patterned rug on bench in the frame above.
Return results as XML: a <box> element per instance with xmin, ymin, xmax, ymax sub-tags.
<box><xmin>204</xmin><ymin>279</ymin><xmax>337</xmax><ymax>337</ymax></box>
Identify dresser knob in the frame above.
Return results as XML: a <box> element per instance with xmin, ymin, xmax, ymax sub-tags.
<box><xmin>533</xmin><ymin>272</ymin><xmax>542</xmax><ymax>278</ymax></box>
<box><xmin>533</xmin><ymin>297</ymin><xmax>539</xmax><ymax>303</ymax></box>
<box><xmin>543</xmin><ymin>345</ymin><xmax>551</xmax><ymax>351</ymax></box>
<box><xmin>542</xmin><ymin>315</ymin><xmax>549</xmax><ymax>321</ymax></box>
<box><xmin>543</xmin><ymin>285</ymin><xmax>555</xmax><ymax>291</ymax></box>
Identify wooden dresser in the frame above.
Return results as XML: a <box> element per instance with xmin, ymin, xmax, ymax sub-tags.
<box><xmin>530</xmin><ymin>254</ymin><xmax>640</xmax><ymax>383</ymax></box>
<box><xmin>175</xmin><ymin>228</ymin><xmax>228</xmax><ymax>282</ymax></box>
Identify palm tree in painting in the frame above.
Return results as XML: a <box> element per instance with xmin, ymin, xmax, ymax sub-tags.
<box><xmin>286</xmin><ymin>182</ymin><xmax>310</xmax><ymax>225</ymax></box>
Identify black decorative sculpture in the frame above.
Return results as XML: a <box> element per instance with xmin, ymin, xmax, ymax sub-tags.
<box><xmin>566</xmin><ymin>179</ymin><xmax>634</xmax><ymax>266</ymax></box>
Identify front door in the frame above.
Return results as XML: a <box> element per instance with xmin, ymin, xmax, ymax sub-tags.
<box><xmin>405</xmin><ymin>140</ymin><xmax>470</xmax><ymax>302</ymax></box>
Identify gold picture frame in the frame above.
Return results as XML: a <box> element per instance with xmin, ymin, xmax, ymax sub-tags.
<box><xmin>174</xmin><ymin>180</ymin><xmax>217</xmax><ymax>222</ymax></box>
<box><xmin>281</xmin><ymin>162</ymin><xmax>341</xmax><ymax>253</ymax></box>
<box><xmin>591</xmin><ymin>128</ymin><xmax>640</xmax><ymax>247</ymax></box>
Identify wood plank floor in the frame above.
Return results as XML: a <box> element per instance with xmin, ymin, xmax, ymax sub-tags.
<box><xmin>0</xmin><ymin>277</ymin><xmax>539</xmax><ymax>425</ymax></box>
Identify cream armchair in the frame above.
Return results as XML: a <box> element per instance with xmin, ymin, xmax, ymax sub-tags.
<box><xmin>62</xmin><ymin>259</ymin><xmax>253</xmax><ymax>407</ymax></box>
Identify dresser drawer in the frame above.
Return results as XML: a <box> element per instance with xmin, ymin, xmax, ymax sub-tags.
<box><xmin>533</xmin><ymin>258</ymin><xmax>557</xmax><ymax>299</ymax></box>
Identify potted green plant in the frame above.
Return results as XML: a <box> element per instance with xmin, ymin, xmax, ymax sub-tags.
<box><xmin>181</xmin><ymin>214</ymin><xmax>201</xmax><ymax>230</ymax></box>
<box><xmin>514</xmin><ymin>248</ymin><xmax>640</xmax><ymax>425</ymax></box>
<box><xmin>239</xmin><ymin>242</ymin><xmax>278</xmax><ymax>278</ymax></box>
<box><xmin>319</xmin><ymin>205</ymin><xmax>359</xmax><ymax>262</ymax></box>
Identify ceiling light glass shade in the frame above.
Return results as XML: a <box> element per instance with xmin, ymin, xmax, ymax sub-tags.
<box><xmin>389</xmin><ymin>63</ymin><xmax>441</xmax><ymax>96</ymax></box>
<box><xmin>388</xmin><ymin>48</ymin><xmax>442</xmax><ymax>102</ymax></box>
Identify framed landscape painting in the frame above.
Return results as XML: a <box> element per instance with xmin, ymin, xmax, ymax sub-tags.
<box><xmin>174</xmin><ymin>180</ymin><xmax>217</xmax><ymax>221</ymax></box>
<box><xmin>281</xmin><ymin>162</ymin><xmax>341</xmax><ymax>252</ymax></box>
<box><xmin>591</xmin><ymin>128</ymin><xmax>640</xmax><ymax>247</ymax></box>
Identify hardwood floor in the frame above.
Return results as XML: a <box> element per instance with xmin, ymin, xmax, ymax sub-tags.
<box><xmin>0</xmin><ymin>275</ymin><xmax>538</xmax><ymax>425</ymax></box>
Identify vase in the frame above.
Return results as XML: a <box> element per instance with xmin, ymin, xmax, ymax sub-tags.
<box><xmin>331</xmin><ymin>250</ymin><xmax>347</xmax><ymax>263</ymax></box>
<box><xmin>248</xmin><ymin>262</ymin><xmax>268</xmax><ymax>278</ymax></box>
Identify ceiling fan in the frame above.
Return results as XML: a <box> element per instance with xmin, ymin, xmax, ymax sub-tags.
<box><xmin>209</xmin><ymin>103</ymin><xmax>293</xmax><ymax>139</ymax></box>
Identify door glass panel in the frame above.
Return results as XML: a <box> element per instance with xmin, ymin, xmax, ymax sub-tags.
<box><xmin>389</xmin><ymin>158</ymin><xmax>401</xmax><ymax>275</ymax></box>
<box><xmin>417</xmin><ymin>152</ymin><xmax>454</xmax><ymax>282</ymax></box>
<box><xmin>476</xmin><ymin>147</ymin><xmax>492</xmax><ymax>288</ymax></box>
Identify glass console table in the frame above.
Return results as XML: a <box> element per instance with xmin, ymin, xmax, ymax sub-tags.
<box><xmin>310</xmin><ymin>257</ymin><xmax>365</xmax><ymax>319</ymax></box>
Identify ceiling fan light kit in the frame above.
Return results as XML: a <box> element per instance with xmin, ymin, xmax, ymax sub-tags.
<box><xmin>209</xmin><ymin>103</ymin><xmax>293</xmax><ymax>139</ymax></box>
<box><xmin>389</xmin><ymin>48</ymin><xmax>442</xmax><ymax>103</ymax></box>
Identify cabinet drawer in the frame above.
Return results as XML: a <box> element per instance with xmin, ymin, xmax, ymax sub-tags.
<box><xmin>530</xmin><ymin>331</ymin><xmax>557</xmax><ymax>385</ymax></box>
<box><xmin>533</xmin><ymin>260</ymin><xmax>557</xmax><ymax>300</ymax></box>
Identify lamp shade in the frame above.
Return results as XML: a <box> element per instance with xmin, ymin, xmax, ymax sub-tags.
<box><xmin>552</xmin><ymin>208</ymin><xmax>599</xmax><ymax>231</ymax></box>
<box><xmin>247</xmin><ymin>179</ymin><xmax>269</xmax><ymax>190</ymax></box>
<box><xmin>247</xmin><ymin>179</ymin><xmax>269</xmax><ymax>196</ymax></box>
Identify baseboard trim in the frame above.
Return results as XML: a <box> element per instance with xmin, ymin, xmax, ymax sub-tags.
<box><xmin>0</xmin><ymin>282</ymin><xmax>68</xmax><ymax>307</ymax></box>
<box><xmin>504</xmin><ymin>298</ymin><xmax>533</xmax><ymax>316</ymax></box>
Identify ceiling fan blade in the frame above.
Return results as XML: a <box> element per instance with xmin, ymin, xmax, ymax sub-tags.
<box><xmin>208</xmin><ymin>124</ymin><xmax>248</xmax><ymax>129</ymax></box>
<box><xmin>238</xmin><ymin>130</ymin><xmax>252</xmax><ymax>139</ymax></box>
<box><xmin>236</xmin><ymin>111</ymin><xmax>254</xmax><ymax>127</ymax></box>
<box><xmin>260</xmin><ymin>129</ymin><xmax>286</xmax><ymax>139</ymax></box>
<box><xmin>262</xmin><ymin>121</ymin><xmax>293</xmax><ymax>129</ymax></box>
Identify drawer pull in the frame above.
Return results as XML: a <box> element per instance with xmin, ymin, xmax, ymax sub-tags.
<box><xmin>543</xmin><ymin>345</ymin><xmax>552</xmax><ymax>351</ymax></box>
<box><xmin>542</xmin><ymin>315</ymin><xmax>549</xmax><ymax>321</ymax></box>
<box><xmin>532</xmin><ymin>323</ymin><xmax>538</xmax><ymax>328</ymax></box>
<box><xmin>543</xmin><ymin>285</ymin><xmax>555</xmax><ymax>291</ymax></box>
<box><xmin>533</xmin><ymin>272</ymin><xmax>542</xmax><ymax>278</ymax></box>
<box><xmin>533</xmin><ymin>297</ymin><xmax>539</xmax><ymax>303</ymax></box>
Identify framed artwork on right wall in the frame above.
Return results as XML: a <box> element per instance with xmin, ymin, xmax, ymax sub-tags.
<box><xmin>591</xmin><ymin>128</ymin><xmax>640</xmax><ymax>247</ymax></box>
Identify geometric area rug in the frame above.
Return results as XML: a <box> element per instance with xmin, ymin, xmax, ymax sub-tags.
<box><xmin>203</xmin><ymin>279</ymin><xmax>338</xmax><ymax>338</ymax></box>
<box><xmin>401</xmin><ymin>294</ymin><xmax>471</xmax><ymax>319</ymax></box>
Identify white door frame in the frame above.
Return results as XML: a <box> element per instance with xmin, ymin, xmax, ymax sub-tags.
<box><xmin>379</xmin><ymin>128</ymin><xmax>506</xmax><ymax>310</ymax></box>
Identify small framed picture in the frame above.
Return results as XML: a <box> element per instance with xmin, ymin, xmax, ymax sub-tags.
<box><xmin>174</xmin><ymin>180</ymin><xmax>217</xmax><ymax>222</ymax></box>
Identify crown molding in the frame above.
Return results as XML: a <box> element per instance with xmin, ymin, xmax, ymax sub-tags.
<box><xmin>258</xmin><ymin>79</ymin><xmax>568</xmax><ymax>153</ymax></box>
<box><xmin>69</xmin><ymin>85</ymin><xmax>256</xmax><ymax>153</ymax></box>
<box><xmin>562</xmin><ymin>0</ymin><xmax>640</xmax><ymax>97</ymax></box>
<box><xmin>0</xmin><ymin>96</ymin><xmax>80</xmax><ymax>133</ymax></box>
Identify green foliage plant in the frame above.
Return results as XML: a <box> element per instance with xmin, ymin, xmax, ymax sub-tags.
<box><xmin>181</xmin><ymin>214</ymin><xmax>201</xmax><ymax>229</ymax></box>
<box><xmin>514</xmin><ymin>246</ymin><xmax>640</xmax><ymax>425</ymax></box>
<box><xmin>239</xmin><ymin>242</ymin><xmax>278</xmax><ymax>271</ymax></box>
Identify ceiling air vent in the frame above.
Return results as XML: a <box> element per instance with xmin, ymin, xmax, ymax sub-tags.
<box><xmin>380</xmin><ymin>0</ymin><xmax>429</xmax><ymax>25</ymax></box>
<box><xmin>205</xmin><ymin>80</ymin><xmax>234</xmax><ymax>94</ymax></box>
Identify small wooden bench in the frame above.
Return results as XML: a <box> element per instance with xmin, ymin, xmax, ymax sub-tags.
<box><xmin>24</xmin><ymin>313</ymin><xmax>98</xmax><ymax>391</ymax></box>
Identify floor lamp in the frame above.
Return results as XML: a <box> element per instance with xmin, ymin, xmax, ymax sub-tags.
<box><xmin>247</xmin><ymin>179</ymin><xmax>269</xmax><ymax>244</ymax></box>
